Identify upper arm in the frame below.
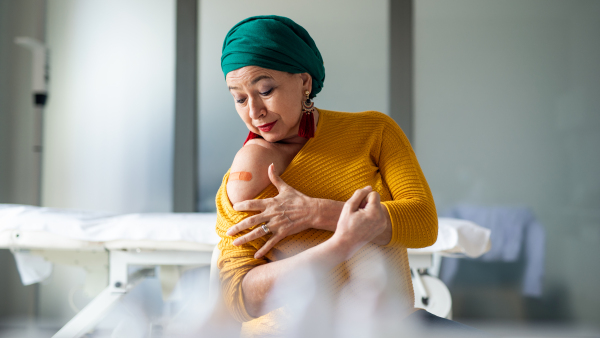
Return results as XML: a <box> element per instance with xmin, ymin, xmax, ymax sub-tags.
<box><xmin>377</xmin><ymin>114</ymin><xmax>438</xmax><ymax>248</ymax></box>
<box><xmin>226</xmin><ymin>141</ymin><xmax>279</xmax><ymax>205</ymax></box>
<box><xmin>378</xmin><ymin>113</ymin><xmax>428</xmax><ymax>198</ymax></box>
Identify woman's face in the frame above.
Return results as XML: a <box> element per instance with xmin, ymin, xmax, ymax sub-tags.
<box><xmin>226</xmin><ymin>66</ymin><xmax>312</xmax><ymax>143</ymax></box>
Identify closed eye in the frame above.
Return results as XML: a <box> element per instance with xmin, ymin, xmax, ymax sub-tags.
<box><xmin>236</xmin><ymin>97</ymin><xmax>246</xmax><ymax>104</ymax></box>
<box><xmin>259</xmin><ymin>88</ymin><xmax>273</xmax><ymax>96</ymax></box>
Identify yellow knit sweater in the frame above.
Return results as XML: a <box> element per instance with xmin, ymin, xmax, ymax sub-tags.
<box><xmin>215</xmin><ymin>109</ymin><xmax>437</xmax><ymax>336</ymax></box>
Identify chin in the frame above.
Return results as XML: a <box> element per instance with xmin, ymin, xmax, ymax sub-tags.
<box><xmin>261</xmin><ymin>134</ymin><xmax>281</xmax><ymax>143</ymax></box>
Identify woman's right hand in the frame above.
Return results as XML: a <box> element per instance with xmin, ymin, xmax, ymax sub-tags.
<box><xmin>332</xmin><ymin>186</ymin><xmax>388</xmax><ymax>258</ymax></box>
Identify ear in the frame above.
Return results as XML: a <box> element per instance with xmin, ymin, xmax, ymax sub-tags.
<box><xmin>299</xmin><ymin>73</ymin><xmax>312</xmax><ymax>94</ymax></box>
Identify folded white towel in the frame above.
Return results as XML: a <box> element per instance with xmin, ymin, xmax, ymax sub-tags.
<box><xmin>408</xmin><ymin>218</ymin><xmax>491</xmax><ymax>258</ymax></box>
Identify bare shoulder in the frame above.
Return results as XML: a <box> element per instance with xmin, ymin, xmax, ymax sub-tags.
<box><xmin>226</xmin><ymin>139</ymin><xmax>281</xmax><ymax>205</ymax></box>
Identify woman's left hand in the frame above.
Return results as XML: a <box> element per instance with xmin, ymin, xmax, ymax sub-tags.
<box><xmin>331</xmin><ymin>186</ymin><xmax>388</xmax><ymax>258</ymax></box>
<box><xmin>226</xmin><ymin>164</ymin><xmax>317</xmax><ymax>258</ymax></box>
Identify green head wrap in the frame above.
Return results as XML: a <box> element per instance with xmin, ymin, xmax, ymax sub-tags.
<box><xmin>221</xmin><ymin>15</ymin><xmax>325</xmax><ymax>99</ymax></box>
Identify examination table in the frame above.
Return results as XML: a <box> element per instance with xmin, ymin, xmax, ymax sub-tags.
<box><xmin>0</xmin><ymin>204</ymin><xmax>490</xmax><ymax>337</ymax></box>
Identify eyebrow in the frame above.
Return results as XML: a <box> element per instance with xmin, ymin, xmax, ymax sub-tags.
<box><xmin>228</xmin><ymin>75</ymin><xmax>273</xmax><ymax>91</ymax></box>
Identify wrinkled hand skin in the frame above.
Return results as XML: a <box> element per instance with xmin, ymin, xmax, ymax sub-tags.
<box><xmin>332</xmin><ymin>186</ymin><xmax>388</xmax><ymax>259</ymax></box>
<box><xmin>227</xmin><ymin>163</ymin><xmax>319</xmax><ymax>258</ymax></box>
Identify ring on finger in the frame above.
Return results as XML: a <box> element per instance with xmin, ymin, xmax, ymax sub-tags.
<box><xmin>261</xmin><ymin>224</ymin><xmax>270</xmax><ymax>234</ymax></box>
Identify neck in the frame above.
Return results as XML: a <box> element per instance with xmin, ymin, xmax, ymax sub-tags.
<box><xmin>278</xmin><ymin>108</ymin><xmax>320</xmax><ymax>145</ymax></box>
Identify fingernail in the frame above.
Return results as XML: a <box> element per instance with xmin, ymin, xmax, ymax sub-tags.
<box><xmin>365</xmin><ymin>186</ymin><xmax>372</xmax><ymax>190</ymax></box>
<box><xmin>254</xmin><ymin>253</ymin><xmax>261</xmax><ymax>259</ymax></box>
<box><xmin>226</xmin><ymin>229</ymin><xmax>232</xmax><ymax>236</ymax></box>
<box><xmin>233</xmin><ymin>240</ymin><xmax>239</xmax><ymax>246</ymax></box>
<box><xmin>232</xmin><ymin>204</ymin><xmax>238</xmax><ymax>210</ymax></box>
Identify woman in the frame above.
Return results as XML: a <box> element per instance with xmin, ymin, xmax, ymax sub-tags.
<box><xmin>216</xmin><ymin>15</ymin><xmax>439</xmax><ymax>336</ymax></box>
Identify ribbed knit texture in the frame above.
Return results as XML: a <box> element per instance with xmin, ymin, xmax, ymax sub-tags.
<box><xmin>215</xmin><ymin>109</ymin><xmax>438</xmax><ymax>336</ymax></box>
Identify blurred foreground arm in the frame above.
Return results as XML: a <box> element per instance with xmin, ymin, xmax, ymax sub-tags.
<box><xmin>242</xmin><ymin>186</ymin><xmax>385</xmax><ymax>318</ymax></box>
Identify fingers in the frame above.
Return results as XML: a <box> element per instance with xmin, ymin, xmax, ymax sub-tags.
<box><xmin>254</xmin><ymin>234</ymin><xmax>282</xmax><ymax>259</ymax></box>
<box><xmin>268</xmin><ymin>163</ymin><xmax>288</xmax><ymax>192</ymax></box>
<box><xmin>363</xmin><ymin>191</ymin><xmax>381</xmax><ymax>212</ymax></box>
<box><xmin>226</xmin><ymin>214</ymin><xmax>267</xmax><ymax>236</ymax></box>
<box><xmin>233</xmin><ymin>199</ymin><xmax>267</xmax><ymax>212</ymax></box>
<box><xmin>344</xmin><ymin>186</ymin><xmax>373</xmax><ymax>212</ymax></box>
<box><xmin>232</xmin><ymin>226</ymin><xmax>270</xmax><ymax>246</ymax></box>
<box><xmin>359</xmin><ymin>198</ymin><xmax>368</xmax><ymax>209</ymax></box>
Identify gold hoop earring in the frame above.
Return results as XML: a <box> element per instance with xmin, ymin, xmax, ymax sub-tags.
<box><xmin>298</xmin><ymin>90</ymin><xmax>315</xmax><ymax>138</ymax></box>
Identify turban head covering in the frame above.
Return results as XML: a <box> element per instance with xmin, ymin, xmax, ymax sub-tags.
<box><xmin>221</xmin><ymin>15</ymin><xmax>325</xmax><ymax>99</ymax></box>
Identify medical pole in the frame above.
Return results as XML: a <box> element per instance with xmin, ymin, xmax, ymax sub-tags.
<box><xmin>15</xmin><ymin>37</ymin><xmax>49</xmax><ymax>207</ymax></box>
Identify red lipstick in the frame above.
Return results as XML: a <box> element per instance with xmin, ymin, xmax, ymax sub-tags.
<box><xmin>257</xmin><ymin>121</ymin><xmax>277</xmax><ymax>132</ymax></box>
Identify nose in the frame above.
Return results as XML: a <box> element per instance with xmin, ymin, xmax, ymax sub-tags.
<box><xmin>248</xmin><ymin>96</ymin><xmax>266</xmax><ymax>120</ymax></box>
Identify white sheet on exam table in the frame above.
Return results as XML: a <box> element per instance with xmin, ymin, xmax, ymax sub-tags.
<box><xmin>0</xmin><ymin>204</ymin><xmax>220</xmax><ymax>244</ymax></box>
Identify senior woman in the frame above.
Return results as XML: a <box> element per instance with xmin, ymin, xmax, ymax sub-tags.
<box><xmin>216</xmin><ymin>15</ymin><xmax>440</xmax><ymax>336</ymax></box>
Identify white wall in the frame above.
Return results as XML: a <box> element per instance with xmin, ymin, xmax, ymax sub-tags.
<box><xmin>44</xmin><ymin>0</ymin><xmax>175</xmax><ymax>214</ymax></box>
<box><xmin>415</xmin><ymin>0</ymin><xmax>600</xmax><ymax>324</ymax></box>
<box><xmin>197</xmin><ymin>0</ymin><xmax>389</xmax><ymax>211</ymax></box>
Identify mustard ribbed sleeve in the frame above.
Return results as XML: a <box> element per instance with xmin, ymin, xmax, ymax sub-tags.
<box><xmin>215</xmin><ymin>109</ymin><xmax>437</xmax><ymax>333</ymax></box>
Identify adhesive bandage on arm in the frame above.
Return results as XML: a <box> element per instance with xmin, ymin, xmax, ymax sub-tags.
<box><xmin>230</xmin><ymin>171</ymin><xmax>252</xmax><ymax>181</ymax></box>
